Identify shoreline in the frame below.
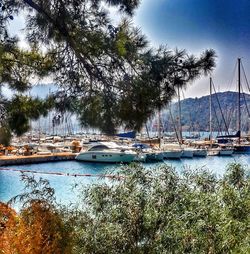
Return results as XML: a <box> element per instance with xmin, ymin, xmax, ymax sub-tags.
<box><xmin>0</xmin><ymin>152</ymin><xmax>76</xmax><ymax>166</ymax></box>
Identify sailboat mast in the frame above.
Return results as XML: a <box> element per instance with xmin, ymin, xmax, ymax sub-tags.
<box><xmin>238</xmin><ymin>58</ymin><xmax>241</xmax><ymax>144</ymax></box>
<box><xmin>209</xmin><ymin>77</ymin><xmax>212</xmax><ymax>146</ymax></box>
<box><xmin>177</xmin><ymin>84</ymin><xmax>182</xmax><ymax>144</ymax></box>
<box><xmin>158</xmin><ymin>108</ymin><xmax>161</xmax><ymax>148</ymax></box>
<box><xmin>48</xmin><ymin>88</ymin><xmax>51</xmax><ymax>135</ymax></box>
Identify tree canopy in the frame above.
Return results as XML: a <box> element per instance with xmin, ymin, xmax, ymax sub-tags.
<box><xmin>1</xmin><ymin>0</ymin><xmax>216</xmax><ymax>135</ymax></box>
<box><xmin>0</xmin><ymin>31</ymin><xmax>54</xmax><ymax>143</ymax></box>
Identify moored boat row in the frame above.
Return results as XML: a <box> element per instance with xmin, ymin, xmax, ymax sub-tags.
<box><xmin>1</xmin><ymin>130</ymin><xmax>248</xmax><ymax>165</ymax></box>
<box><xmin>75</xmin><ymin>141</ymin><xmax>238</xmax><ymax>163</ymax></box>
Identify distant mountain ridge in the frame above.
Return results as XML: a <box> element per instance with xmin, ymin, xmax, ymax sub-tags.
<box><xmin>159</xmin><ymin>91</ymin><xmax>250</xmax><ymax>132</ymax></box>
<box><xmin>29</xmin><ymin>86</ymin><xmax>250</xmax><ymax>133</ymax></box>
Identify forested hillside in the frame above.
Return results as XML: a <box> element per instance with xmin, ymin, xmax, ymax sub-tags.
<box><xmin>159</xmin><ymin>91</ymin><xmax>250</xmax><ymax>132</ymax></box>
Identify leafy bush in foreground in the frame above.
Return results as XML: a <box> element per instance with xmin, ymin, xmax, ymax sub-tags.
<box><xmin>0</xmin><ymin>176</ymin><xmax>73</xmax><ymax>254</ymax></box>
<box><xmin>1</xmin><ymin>163</ymin><xmax>250</xmax><ymax>254</ymax></box>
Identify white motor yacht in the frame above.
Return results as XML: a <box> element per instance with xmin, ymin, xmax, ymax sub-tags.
<box><xmin>75</xmin><ymin>143</ymin><xmax>136</xmax><ymax>163</ymax></box>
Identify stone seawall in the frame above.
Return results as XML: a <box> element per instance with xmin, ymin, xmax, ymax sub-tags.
<box><xmin>0</xmin><ymin>153</ymin><xmax>76</xmax><ymax>166</ymax></box>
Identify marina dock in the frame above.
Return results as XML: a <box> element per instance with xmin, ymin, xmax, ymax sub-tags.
<box><xmin>0</xmin><ymin>152</ymin><xmax>76</xmax><ymax>166</ymax></box>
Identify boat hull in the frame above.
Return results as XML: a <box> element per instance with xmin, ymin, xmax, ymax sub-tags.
<box><xmin>163</xmin><ymin>150</ymin><xmax>182</xmax><ymax>159</ymax></box>
<box><xmin>133</xmin><ymin>153</ymin><xmax>147</xmax><ymax>162</ymax></box>
<box><xmin>234</xmin><ymin>145</ymin><xmax>250</xmax><ymax>154</ymax></box>
<box><xmin>193</xmin><ymin>149</ymin><xmax>207</xmax><ymax>157</ymax></box>
<box><xmin>207</xmin><ymin>149</ymin><xmax>220</xmax><ymax>156</ymax></box>
<box><xmin>145</xmin><ymin>152</ymin><xmax>164</xmax><ymax>162</ymax></box>
<box><xmin>75</xmin><ymin>151</ymin><xmax>135</xmax><ymax>163</ymax></box>
<box><xmin>219</xmin><ymin>149</ymin><xmax>234</xmax><ymax>156</ymax></box>
<box><xmin>181</xmin><ymin>149</ymin><xmax>194</xmax><ymax>158</ymax></box>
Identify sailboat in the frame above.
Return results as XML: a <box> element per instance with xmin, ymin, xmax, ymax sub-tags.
<box><xmin>208</xmin><ymin>78</ymin><xmax>234</xmax><ymax>156</ymax></box>
<box><xmin>175</xmin><ymin>84</ymin><xmax>204</xmax><ymax>158</ymax></box>
<box><xmin>157</xmin><ymin>108</ymin><xmax>183</xmax><ymax>159</ymax></box>
<box><xmin>217</xmin><ymin>58</ymin><xmax>250</xmax><ymax>153</ymax></box>
<box><xmin>233</xmin><ymin>58</ymin><xmax>250</xmax><ymax>153</ymax></box>
<box><xmin>207</xmin><ymin>77</ymin><xmax>220</xmax><ymax>156</ymax></box>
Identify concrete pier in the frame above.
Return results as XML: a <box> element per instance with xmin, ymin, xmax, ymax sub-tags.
<box><xmin>0</xmin><ymin>152</ymin><xmax>76</xmax><ymax>166</ymax></box>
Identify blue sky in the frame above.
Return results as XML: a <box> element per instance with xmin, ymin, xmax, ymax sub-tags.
<box><xmin>135</xmin><ymin>0</ymin><xmax>250</xmax><ymax>48</ymax></box>
<box><xmin>9</xmin><ymin>0</ymin><xmax>250</xmax><ymax>99</ymax></box>
<box><xmin>133</xmin><ymin>0</ymin><xmax>250</xmax><ymax>98</ymax></box>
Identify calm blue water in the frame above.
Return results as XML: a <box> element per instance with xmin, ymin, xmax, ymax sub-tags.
<box><xmin>1</xmin><ymin>155</ymin><xmax>249</xmax><ymax>208</ymax></box>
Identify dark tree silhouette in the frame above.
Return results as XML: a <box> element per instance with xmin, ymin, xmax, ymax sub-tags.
<box><xmin>1</xmin><ymin>0</ymin><xmax>216</xmax><ymax>134</ymax></box>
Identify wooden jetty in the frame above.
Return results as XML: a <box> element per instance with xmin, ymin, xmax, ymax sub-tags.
<box><xmin>0</xmin><ymin>152</ymin><xmax>76</xmax><ymax>166</ymax></box>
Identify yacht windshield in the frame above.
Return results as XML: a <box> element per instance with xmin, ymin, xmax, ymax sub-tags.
<box><xmin>88</xmin><ymin>145</ymin><xmax>109</xmax><ymax>151</ymax></box>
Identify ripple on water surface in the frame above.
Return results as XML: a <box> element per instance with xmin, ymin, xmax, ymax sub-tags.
<box><xmin>0</xmin><ymin>154</ymin><xmax>249</xmax><ymax>206</ymax></box>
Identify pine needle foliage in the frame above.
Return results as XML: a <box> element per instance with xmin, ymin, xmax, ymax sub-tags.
<box><xmin>1</xmin><ymin>0</ymin><xmax>216</xmax><ymax>134</ymax></box>
<box><xmin>0</xmin><ymin>10</ymin><xmax>54</xmax><ymax>143</ymax></box>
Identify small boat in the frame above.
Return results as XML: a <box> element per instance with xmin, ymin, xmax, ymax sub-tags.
<box><xmin>163</xmin><ymin>149</ymin><xmax>182</xmax><ymax>159</ymax></box>
<box><xmin>233</xmin><ymin>144</ymin><xmax>250</xmax><ymax>154</ymax></box>
<box><xmin>132</xmin><ymin>143</ymin><xmax>164</xmax><ymax>162</ymax></box>
<box><xmin>219</xmin><ymin>148</ymin><xmax>234</xmax><ymax>156</ymax></box>
<box><xmin>161</xmin><ymin>144</ymin><xmax>182</xmax><ymax>159</ymax></box>
<box><xmin>145</xmin><ymin>151</ymin><xmax>164</xmax><ymax>162</ymax></box>
<box><xmin>181</xmin><ymin>147</ymin><xmax>194</xmax><ymax>158</ymax></box>
<box><xmin>207</xmin><ymin>148</ymin><xmax>220</xmax><ymax>156</ymax></box>
<box><xmin>193</xmin><ymin>148</ymin><xmax>207</xmax><ymax>157</ymax></box>
<box><xmin>76</xmin><ymin>143</ymin><xmax>136</xmax><ymax>163</ymax></box>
